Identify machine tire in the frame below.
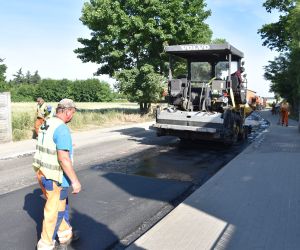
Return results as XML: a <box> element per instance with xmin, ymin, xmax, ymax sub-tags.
<box><xmin>223</xmin><ymin>110</ymin><xmax>238</xmax><ymax>145</ymax></box>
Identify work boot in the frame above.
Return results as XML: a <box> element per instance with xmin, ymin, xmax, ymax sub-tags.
<box><xmin>54</xmin><ymin>242</ymin><xmax>67</xmax><ymax>250</ymax></box>
<box><xmin>55</xmin><ymin>231</ymin><xmax>80</xmax><ymax>250</ymax></box>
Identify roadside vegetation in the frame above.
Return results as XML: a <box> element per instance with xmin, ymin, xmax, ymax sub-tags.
<box><xmin>258</xmin><ymin>0</ymin><xmax>300</xmax><ymax>114</ymax></box>
<box><xmin>11</xmin><ymin>102</ymin><xmax>154</xmax><ymax>141</ymax></box>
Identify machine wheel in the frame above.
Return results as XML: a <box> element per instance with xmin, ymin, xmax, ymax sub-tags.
<box><xmin>238</xmin><ymin>127</ymin><xmax>246</xmax><ymax>141</ymax></box>
<box><xmin>156</xmin><ymin>128</ymin><xmax>165</xmax><ymax>137</ymax></box>
<box><xmin>223</xmin><ymin>110</ymin><xmax>238</xmax><ymax>145</ymax></box>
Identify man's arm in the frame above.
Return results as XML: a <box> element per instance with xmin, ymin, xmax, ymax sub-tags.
<box><xmin>57</xmin><ymin>149</ymin><xmax>81</xmax><ymax>194</ymax></box>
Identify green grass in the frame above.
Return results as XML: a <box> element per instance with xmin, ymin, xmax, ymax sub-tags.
<box><xmin>11</xmin><ymin>102</ymin><xmax>154</xmax><ymax>141</ymax></box>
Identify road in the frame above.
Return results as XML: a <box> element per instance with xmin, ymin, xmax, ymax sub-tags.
<box><xmin>0</xmin><ymin>123</ymin><xmax>252</xmax><ymax>250</ymax></box>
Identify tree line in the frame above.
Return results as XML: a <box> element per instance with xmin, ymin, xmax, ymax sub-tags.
<box><xmin>258</xmin><ymin>0</ymin><xmax>300</xmax><ymax>112</ymax></box>
<box><xmin>0</xmin><ymin>62</ymin><xmax>115</xmax><ymax>102</ymax></box>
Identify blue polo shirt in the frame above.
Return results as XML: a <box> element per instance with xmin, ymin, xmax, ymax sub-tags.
<box><xmin>53</xmin><ymin>124</ymin><xmax>73</xmax><ymax>187</ymax></box>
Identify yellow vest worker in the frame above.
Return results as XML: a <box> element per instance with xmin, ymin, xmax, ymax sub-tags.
<box><xmin>33</xmin><ymin>99</ymin><xmax>81</xmax><ymax>250</ymax></box>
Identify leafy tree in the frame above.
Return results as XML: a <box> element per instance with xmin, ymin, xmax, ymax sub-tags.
<box><xmin>212</xmin><ymin>38</ymin><xmax>227</xmax><ymax>44</ymax></box>
<box><xmin>32</xmin><ymin>78</ymin><xmax>113</xmax><ymax>103</ymax></box>
<box><xmin>115</xmin><ymin>64</ymin><xmax>166</xmax><ymax>113</ymax></box>
<box><xmin>25</xmin><ymin>71</ymin><xmax>31</xmax><ymax>84</ymax></box>
<box><xmin>76</xmin><ymin>0</ymin><xmax>211</xmax><ymax>75</ymax></box>
<box><xmin>71</xmin><ymin>79</ymin><xmax>113</xmax><ymax>102</ymax></box>
<box><xmin>10</xmin><ymin>84</ymin><xmax>37</xmax><ymax>102</ymax></box>
<box><xmin>35</xmin><ymin>79</ymin><xmax>73</xmax><ymax>101</ymax></box>
<box><xmin>95</xmin><ymin>81</ymin><xmax>114</xmax><ymax>102</ymax></box>
<box><xmin>258</xmin><ymin>0</ymin><xmax>295</xmax><ymax>52</ymax></box>
<box><xmin>259</xmin><ymin>0</ymin><xmax>300</xmax><ymax>111</ymax></box>
<box><xmin>75</xmin><ymin>0</ymin><xmax>212</xmax><ymax>112</ymax></box>
<box><xmin>12</xmin><ymin>68</ymin><xmax>25</xmax><ymax>84</ymax></box>
<box><xmin>31</xmin><ymin>70</ymin><xmax>42</xmax><ymax>84</ymax></box>
<box><xmin>0</xmin><ymin>58</ymin><xmax>7</xmax><ymax>83</ymax></box>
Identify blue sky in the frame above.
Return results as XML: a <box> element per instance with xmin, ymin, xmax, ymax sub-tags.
<box><xmin>206</xmin><ymin>0</ymin><xmax>279</xmax><ymax>97</ymax></box>
<box><xmin>0</xmin><ymin>0</ymin><xmax>278</xmax><ymax>96</ymax></box>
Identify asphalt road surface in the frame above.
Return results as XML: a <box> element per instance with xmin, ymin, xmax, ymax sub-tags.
<box><xmin>0</xmin><ymin>123</ymin><xmax>255</xmax><ymax>250</ymax></box>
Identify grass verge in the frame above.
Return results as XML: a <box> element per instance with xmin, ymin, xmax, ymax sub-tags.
<box><xmin>12</xmin><ymin>103</ymin><xmax>154</xmax><ymax>141</ymax></box>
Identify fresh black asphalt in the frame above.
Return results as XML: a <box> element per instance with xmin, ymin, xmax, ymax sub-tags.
<box><xmin>0</xmin><ymin>168</ymin><xmax>191</xmax><ymax>250</ymax></box>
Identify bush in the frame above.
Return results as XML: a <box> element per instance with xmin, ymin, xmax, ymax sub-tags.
<box><xmin>72</xmin><ymin>79</ymin><xmax>113</xmax><ymax>102</ymax></box>
<box><xmin>13</xmin><ymin>129</ymin><xmax>30</xmax><ymax>141</ymax></box>
<box><xmin>2</xmin><ymin>78</ymin><xmax>115</xmax><ymax>103</ymax></box>
<box><xmin>12</xmin><ymin>111</ymin><xmax>34</xmax><ymax>141</ymax></box>
<box><xmin>12</xmin><ymin>112</ymin><xmax>34</xmax><ymax>130</ymax></box>
<box><xmin>10</xmin><ymin>84</ymin><xmax>37</xmax><ymax>102</ymax></box>
<box><xmin>0</xmin><ymin>82</ymin><xmax>10</xmax><ymax>92</ymax></box>
<box><xmin>35</xmin><ymin>79</ymin><xmax>73</xmax><ymax>101</ymax></box>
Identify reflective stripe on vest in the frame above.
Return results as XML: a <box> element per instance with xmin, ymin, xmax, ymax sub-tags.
<box><xmin>33</xmin><ymin>158</ymin><xmax>61</xmax><ymax>171</ymax></box>
<box><xmin>33</xmin><ymin>117</ymin><xmax>65</xmax><ymax>183</ymax></box>
<box><xmin>36</xmin><ymin>145</ymin><xmax>57</xmax><ymax>155</ymax></box>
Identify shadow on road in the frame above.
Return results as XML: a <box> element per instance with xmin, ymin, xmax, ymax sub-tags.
<box><xmin>111</xmin><ymin>126</ymin><xmax>178</xmax><ymax>147</ymax></box>
<box><xmin>102</xmin><ymin>172</ymin><xmax>191</xmax><ymax>203</ymax></box>
<box><xmin>23</xmin><ymin>188</ymin><xmax>44</xmax><ymax>240</ymax></box>
<box><xmin>70</xmin><ymin>208</ymin><xmax>125</xmax><ymax>250</ymax></box>
<box><xmin>23</xmin><ymin>188</ymin><xmax>124</xmax><ymax>250</ymax></box>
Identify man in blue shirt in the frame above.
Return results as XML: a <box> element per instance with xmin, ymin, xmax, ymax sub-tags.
<box><xmin>35</xmin><ymin>99</ymin><xmax>81</xmax><ymax>250</ymax></box>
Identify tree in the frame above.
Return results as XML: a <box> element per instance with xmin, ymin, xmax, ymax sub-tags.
<box><xmin>31</xmin><ymin>70</ymin><xmax>42</xmax><ymax>84</ymax></box>
<box><xmin>212</xmin><ymin>38</ymin><xmax>227</xmax><ymax>44</ymax></box>
<box><xmin>71</xmin><ymin>79</ymin><xmax>113</xmax><ymax>102</ymax></box>
<box><xmin>75</xmin><ymin>0</ymin><xmax>212</xmax><ymax>112</ymax></box>
<box><xmin>258</xmin><ymin>0</ymin><xmax>296</xmax><ymax>52</ymax></box>
<box><xmin>0</xmin><ymin>58</ymin><xmax>7</xmax><ymax>83</ymax></box>
<box><xmin>95</xmin><ymin>81</ymin><xmax>114</xmax><ymax>102</ymax></box>
<box><xmin>12</xmin><ymin>68</ymin><xmax>25</xmax><ymax>84</ymax></box>
<box><xmin>25</xmin><ymin>71</ymin><xmax>32</xmax><ymax>84</ymax></box>
<box><xmin>76</xmin><ymin>0</ymin><xmax>211</xmax><ymax>75</ymax></box>
<box><xmin>259</xmin><ymin>0</ymin><xmax>300</xmax><ymax>110</ymax></box>
<box><xmin>115</xmin><ymin>64</ymin><xmax>166</xmax><ymax>113</ymax></box>
<box><xmin>10</xmin><ymin>84</ymin><xmax>36</xmax><ymax>102</ymax></box>
<box><xmin>36</xmin><ymin>79</ymin><xmax>73</xmax><ymax>101</ymax></box>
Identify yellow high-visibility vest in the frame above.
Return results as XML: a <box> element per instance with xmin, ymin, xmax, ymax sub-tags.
<box><xmin>37</xmin><ymin>102</ymin><xmax>47</xmax><ymax>119</ymax></box>
<box><xmin>33</xmin><ymin>117</ymin><xmax>65</xmax><ymax>183</ymax></box>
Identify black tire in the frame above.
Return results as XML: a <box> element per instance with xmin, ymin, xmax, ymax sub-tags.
<box><xmin>223</xmin><ymin>110</ymin><xmax>238</xmax><ymax>145</ymax></box>
<box><xmin>238</xmin><ymin>128</ymin><xmax>247</xmax><ymax>141</ymax></box>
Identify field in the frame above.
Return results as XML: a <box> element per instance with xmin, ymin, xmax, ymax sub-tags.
<box><xmin>12</xmin><ymin>102</ymin><xmax>154</xmax><ymax>141</ymax></box>
<box><xmin>12</xmin><ymin>102</ymin><xmax>140</xmax><ymax>113</ymax></box>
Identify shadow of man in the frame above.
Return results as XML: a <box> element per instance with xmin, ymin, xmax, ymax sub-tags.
<box><xmin>23</xmin><ymin>188</ymin><xmax>45</xmax><ymax>241</ymax></box>
<box><xmin>23</xmin><ymin>188</ymin><xmax>126</xmax><ymax>250</ymax></box>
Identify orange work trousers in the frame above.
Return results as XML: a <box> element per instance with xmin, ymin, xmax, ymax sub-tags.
<box><xmin>36</xmin><ymin>171</ymin><xmax>72</xmax><ymax>249</ymax></box>
<box><xmin>281</xmin><ymin>110</ymin><xmax>289</xmax><ymax>126</ymax></box>
<box><xmin>35</xmin><ymin>118</ymin><xmax>45</xmax><ymax>136</ymax></box>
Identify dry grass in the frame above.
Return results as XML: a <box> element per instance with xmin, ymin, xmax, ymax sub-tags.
<box><xmin>11</xmin><ymin>102</ymin><xmax>154</xmax><ymax>141</ymax></box>
<box><xmin>12</xmin><ymin>102</ymin><xmax>139</xmax><ymax>112</ymax></box>
<box><xmin>69</xmin><ymin>110</ymin><xmax>153</xmax><ymax>130</ymax></box>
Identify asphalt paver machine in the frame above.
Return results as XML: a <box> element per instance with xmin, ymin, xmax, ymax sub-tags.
<box><xmin>154</xmin><ymin>43</ymin><xmax>248</xmax><ymax>144</ymax></box>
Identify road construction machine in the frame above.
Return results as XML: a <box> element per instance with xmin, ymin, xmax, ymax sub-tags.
<box><xmin>154</xmin><ymin>43</ymin><xmax>249</xmax><ymax>144</ymax></box>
